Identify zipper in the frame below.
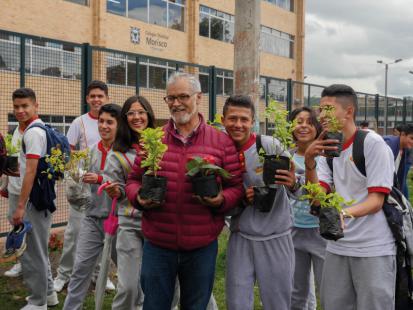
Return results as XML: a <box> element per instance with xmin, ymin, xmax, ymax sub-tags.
<box><xmin>176</xmin><ymin>141</ymin><xmax>188</xmax><ymax>250</ymax></box>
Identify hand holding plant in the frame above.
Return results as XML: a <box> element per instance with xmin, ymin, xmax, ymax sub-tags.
<box><xmin>186</xmin><ymin>156</ymin><xmax>231</xmax><ymax>179</ymax></box>
<box><xmin>5</xmin><ymin>134</ymin><xmax>21</xmax><ymax>156</ymax></box>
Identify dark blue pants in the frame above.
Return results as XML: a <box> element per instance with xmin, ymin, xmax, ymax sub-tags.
<box><xmin>141</xmin><ymin>240</ymin><xmax>218</xmax><ymax>310</ymax></box>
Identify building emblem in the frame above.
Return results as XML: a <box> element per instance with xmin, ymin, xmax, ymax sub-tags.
<box><xmin>130</xmin><ymin>27</ymin><xmax>140</xmax><ymax>44</ymax></box>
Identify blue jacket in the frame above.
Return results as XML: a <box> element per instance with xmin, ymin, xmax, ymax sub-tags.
<box><xmin>383</xmin><ymin>135</ymin><xmax>411</xmax><ymax>197</ymax></box>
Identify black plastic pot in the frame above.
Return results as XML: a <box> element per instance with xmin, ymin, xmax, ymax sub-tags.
<box><xmin>310</xmin><ymin>204</ymin><xmax>321</xmax><ymax>217</ymax></box>
<box><xmin>319</xmin><ymin>207</ymin><xmax>344</xmax><ymax>241</ymax></box>
<box><xmin>253</xmin><ymin>186</ymin><xmax>277</xmax><ymax>213</ymax></box>
<box><xmin>192</xmin><ymin>174</ymin><xmax>220</xmax><ymax>198</ymax></box>
<box><xmin>323</xmin><ymin>132</ymin><xmax>343</xmax><ymax>158</ymax></box>
<box><xmin>139</xmin><ymin>174</ymin><xmax>168</xmax><ymax>203</ymax></box>
<box><xmin>263</xmin><ymin>155</ymin><xmax>290</xmax><ymax>186</ymax></box>
<box><xmin>5</xmin><ymin>156</ymin><xmax>18</xmax><ymax>172</ymax></box>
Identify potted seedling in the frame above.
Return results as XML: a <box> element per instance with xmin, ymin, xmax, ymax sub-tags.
<box><xmin>319</xmin><ymin>105</ymin><xmax>343</xmax><ymax>157</ymax></box>
<box><xmin>261</xmin><ymin>99</ymin><xmax>296</xmax><ymax>186</ymax></box>
<box><xmin>301</xmin><ymin>182</ymin><xmax>354</xmax><ymax>241</ymax></box>
<box><xmin>4</xmin><ymin>134</ymin><xmax>21</xmax><ymax>172</ymax></box>
<box><xmin>65</xmin><ymin>148</ymin><xmax>91</xmax><ymax>183</ymax></box>
<box><xmin>139</xmin><ymin>127</ymin><xmax>168</xmax><ymax>203</ymax></box>
<box><xmin>186</xmin><ymin>155</ymin><xmax>232</xmax><ymax>198</ymax></box>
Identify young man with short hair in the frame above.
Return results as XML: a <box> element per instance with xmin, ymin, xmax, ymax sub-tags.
<box><xmin>63</xmin><ymin>103</ymin><xmax>121</xmax><ymax>310</ymax></box>
<box><xmin>54</xmin><ymin>80</ymin><xmax>115</xmax><ymax>292</ymax></box>
<box><xmin>384</xmin><ymin>123</ymin><xmax>413</xmax><ymax>198</ymax></box>
<box><xmin>11</xmin><ymin>88</ymin><xmax>58</xmax><ymax>310</ymax></box>
<box><xmin>221</xmin><ymin>95</ymin><xmax>298</xmax><ymax>310</ymax></box>
<box><xmin>304</xmin><ymin>84</ymin><xmax>396</xmax><ymax>310</ymax></box>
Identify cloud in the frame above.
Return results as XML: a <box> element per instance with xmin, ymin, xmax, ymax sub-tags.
<box><xmin>305</xmin><ymin>0</ymin><xmax>413</xmax><ymax>97</ymax></box>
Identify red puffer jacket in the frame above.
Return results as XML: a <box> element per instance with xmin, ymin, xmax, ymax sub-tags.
<box><xmin>126</xmin><ymin>115</ymin><xmax>243</xmax><ymax>251</ymax></box>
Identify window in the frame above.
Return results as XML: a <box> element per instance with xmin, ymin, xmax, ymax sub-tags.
<box><xmin>263</xmin><ymin>0</ymin><xmax>294</xmax><ymax>12</ymax></box>
<box><xmin>107</xmin><ymin>0</ymin><xmax>185</xmax><ymax>31</ymax></box>
<box><xmin>199</xmin><ymin>6</ymin><xmax>234</xmax><ymax>43</ymax></box>
<box><xmin>0</xmin><ymin>32</ymin><xmax>20</xmax><ymax>72</ymax></box>
<box><xmin>106</xmin><ymin>53</ymin><xmax>181</xmax><ymax>89</ymax></box>
<box><xmin>8</xmin><ymin>114</ymin><xmax>76</xmax><ymax>135</ymax></box>
<box><xmin>24</xmin><ymin>38</ymin><xmax>81</xmax><ymax>79</ymax></box>
<box><xmin>216</xmin><ymin>70</ymin><xmax>233</xmax><ymax>96</ymax></box>
<box><xmin>261</xmin><ymin>26</ymin><xmax>294</xmax><ymax>58</ymax></box>
<box><xmin>65</xmin><ymin>0</ymin><xmax>89</xmax><ymax>5</ymax></box>
<box><xmin>199</xmin><ymin>67</ymin><xmax>209</xmax><ymax>93</ymax></box>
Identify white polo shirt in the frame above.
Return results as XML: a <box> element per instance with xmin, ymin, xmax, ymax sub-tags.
<box><xmin>66</xmin><ymin>112</ymin><xmax>100</xmax><ymax>150</ymax></box>
<box><xmin>318</xmin><ymin>131</ymin><xmax>396</xmax><ymax>257</ymax></box>
<box><xmin>19</xmin><ymin>119</ymin><xmax>47</xmax><ymax>179</ymax></box>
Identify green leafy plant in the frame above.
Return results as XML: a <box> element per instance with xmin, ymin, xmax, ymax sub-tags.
<box><xmin>207</xmin><ymin>113</ymin><xmax>224</xmax><ymax>131</ymax></box>
<box><xmin>300</xmin><ymin>182</ymin><xmax>355</xmax><ymax>213</ymax></box>
<box><xmin>66</xmin><ymin>148</ymin><xmax>91</xmax><ymax>182</ymax></box>
<box><xmin>186</xmin><ymin>155</ymin><xmax>232</xmax><ymax>179</ymax></box>
<box><xmin>264</xmin><ymin>99</ymin><xmax>297</xmax><ymax>156</ymax></box>
<box><xmin>139</xmin><ymin>127</ymin><xmax>168</xmax><ymax>176</ymax></box>
<box><xmin>43</xmin><ymin>146</ymin><xmax>66</xmax><ymax>180</ymax></box>
<box><xmin>5</xmin><ymin>134</ymin><xmax>21</xmax><ymax>156</ymax></box>
<box><xmin>319</xmin><ymin>105</ymin><xmax>343</xmax><ymax>133</ymax></box>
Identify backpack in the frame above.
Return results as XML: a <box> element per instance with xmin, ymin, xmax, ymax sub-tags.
<box><xmin>0</xmin><ymin>133</ymin><xmax>7</xmax><ymax>176</ymax></box>
<box><xmin>326</xmin><ymin>129</ymin><xmax>413</xmax><ymax>308</ymax></box>
<box><xmin>23</xmin><ymin>123</ymin><xmax>71</xmax><ymax>213</ymax></box>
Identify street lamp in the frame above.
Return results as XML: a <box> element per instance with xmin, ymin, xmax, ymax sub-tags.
<box><xmin>377</xmin><ymin>58</ymin><xmax>403</xmax><ymax>134</ymax></box>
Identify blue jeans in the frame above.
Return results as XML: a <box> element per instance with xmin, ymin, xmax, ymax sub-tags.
<box><xmin>141</xmin><ymin>240</ymin><xmax>218</xmax><ymax>310</ymax></box>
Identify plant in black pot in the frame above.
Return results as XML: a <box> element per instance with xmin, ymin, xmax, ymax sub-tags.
<box><xmin>139</xmin><ymin>127</ymin><xmax>168</xmax><ymax>204</ymax></box>
<box><xmin>319</xmin><ymin>105</ymin><xmax>343</xmax><ymax>157</ymax></box>
<box><xmin>186</xmin><ymin>155</ymin><xmax>231</xmax><ymax>198</ymax></box>
<box><xmin>261</xmin><ymin>99</ymin><xmax>296</xmax><ymax>186</ymax></box>
<box><xmin>4</xmin><ymin>134</ymin><xmax>21</xmax><ymax>172</ymax></box>
<box><xmin>301</xmin><ymin>182</ymin><xmax>354</xmax><ymax>241</ymax></box>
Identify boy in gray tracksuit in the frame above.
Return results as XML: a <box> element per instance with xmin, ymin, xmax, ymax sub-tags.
<box><xmin>222</xmin><ymin>95</ymin><xmax>299</xmax><ymax>310</ymax></box>
<box><xmin>63</xmin><ymin>104</ymin><xmax>121</xmax><ymax>310</ymax></box>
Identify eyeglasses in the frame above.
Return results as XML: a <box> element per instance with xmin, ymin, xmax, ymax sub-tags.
<box><xmin>163</xmin><ymin>93</ymin><xmax>197</xmax><ymax>104</ymax></box>
<box><xmin>126</xmin><ymin>110</ymin><xmax>147</xmax><ymax>117</ymax></box>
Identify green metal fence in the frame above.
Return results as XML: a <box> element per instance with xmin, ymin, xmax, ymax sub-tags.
<box><xmin>0</xmin><ymin>28</ymin><xmax>412</xmax><ymax>235</ymax></box>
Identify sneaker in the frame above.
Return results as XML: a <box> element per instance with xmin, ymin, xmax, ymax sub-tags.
<box><xmin>3</xmin><ymin>220</ymin><xmax>32</xmax><ymax>258</ymax></box>
<box><xmin>47</xmin><ymin>291</ymin><xmax>59</xmax><ymax>307</ymax></box>
<box><xmin>106</xmin><ymin>278</ymin><xmax>116</xmax><ymax>291</ymax></box>
<box><xmin>4</xmin><ymin>262</ymin><xmax>22</xmax><ymax>277</ymax></box>
<box><xmin>20</xmin><ymin>304</ymin><xmax>47</xmax><ymax>310</ymax></box>
<box><xmin>25</xmin><ymin>292</ymin><xmax>59</xmax><ymax>307</ymax></box>
<box><xmin>53</xmin><ymin>278</ymin><xmax>68</xmax><ymax>293</ymax></box>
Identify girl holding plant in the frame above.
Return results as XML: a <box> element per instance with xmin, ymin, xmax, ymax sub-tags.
<box><xmin>289</xmin><ymin>107</ymin><xmax>326</xmax><ymax>310</ymax></box>
<box><xmin>103</xmin><ymin>95</ymin><xmax>155</xmax><ymax>310</ymax></box>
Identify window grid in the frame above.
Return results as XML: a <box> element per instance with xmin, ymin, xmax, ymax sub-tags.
<box><xmin>107</xmin><ymin>0</ymin><xmax>185</xmax><ymax>32</ymax></box>
<box><xmin>262</xmin><ymin>0</ymin><xmax>294</xmax><ymax>12</ymax></box>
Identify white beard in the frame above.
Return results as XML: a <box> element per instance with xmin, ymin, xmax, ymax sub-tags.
<box><xmin>171</xmin><ymin>106</ymin><xmax>198</xmax><ymax>125</ymax></box>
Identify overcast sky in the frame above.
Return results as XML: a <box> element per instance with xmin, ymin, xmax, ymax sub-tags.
<box><xmin>305</xmin><ymin>0</ymin><xmax>413</xmax><ymax>97</ymax></box>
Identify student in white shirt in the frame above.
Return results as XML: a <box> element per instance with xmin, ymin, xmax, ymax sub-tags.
<box><xmin>304</xmin><ymin>84</ymin><xmax>396</xmax><ymax>310</ymax></box>
<box><xmin>54</xmin><ymin>80</ymin><xmax>115</xmax><ymax>292</ymax></box>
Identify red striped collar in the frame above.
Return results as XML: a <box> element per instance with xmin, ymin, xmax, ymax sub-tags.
<box><xmin>238</xmin><ymin>133</ymin><xmax>257</xmax><ymax>152</ymax></box>
<box><xmin>88</xmin><ymin>112</ymin><xmax>98</xmax><ymax>120</ymax></box>
<box><xmin>98</xmin><ymin>140</ymin><xmax>111</xmax><ymax>170</ymax></box>
<box><xmin>342</xmin><ymin>131</ymin><xmax>357</xmax><ymax>151</ymax></box>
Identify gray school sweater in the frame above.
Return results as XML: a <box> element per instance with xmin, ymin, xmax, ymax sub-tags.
<box><xmin>85</xmin><ymin>142</ymin><xmax>112</xmax><ymax>218</ymax></box>
<box><xmin>103</xmin><ymin>148</ymin><xmax>141</xmax><ymax>226</ymax></box>
<box><xmin>230</xmin><ymin>135</ymin><xmax>293</xmax><ymax>241</ymax></box>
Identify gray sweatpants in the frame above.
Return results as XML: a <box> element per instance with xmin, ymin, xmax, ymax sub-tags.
<box><xmin>112</xmin><ymin>216</ymin><xmax>144</xmax><ymax>310</ymax></box>
<box><xmin>226</xmin><ymin>232</ymin><xmax>294</xmax><ymax>310</ymax></box>
<box><xmin>63</xmin><ymin>216</ymin><xmax>116</xmax><ymax>310</ymax></box>
<box><xmin>20</xmin><ymin>203</ymin><xmax>55</xmax><ymax>306</ymax></box>
<box><xmin>321</xmin><ymin>252</ymin><xmax>396</xmax><ymax>310</ymax></box>
<box><xmin>291</xmin><ymin>227</ymin><xmax>327</xmax><ymax>310</ymax></box>
<box><xmin>56</xmin><ymin>203</ymin><xmax>86</xmax><ymax>282</ymax></box>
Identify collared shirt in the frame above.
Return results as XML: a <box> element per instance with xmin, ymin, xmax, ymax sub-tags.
<box><xmin>172</xmin><ymin>116</ymin><xmax>201</xmax><ymax>144</ymax></box>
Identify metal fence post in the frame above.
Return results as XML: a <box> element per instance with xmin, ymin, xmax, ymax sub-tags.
<box><xmin>81</xmin><ymin>43</ymin><xmax>92</xmax><ymax>114</ymax></box>
<box><xmin>208</xmin><ymin>65</ymin><xmax>216</xmax><ymax>121</ymax></box>
<box><xmin>375</xmin><ymin>94</ymin><xmax>379</xmax><ymax>128</ymax></box>
<box><xmin>20</xmin><ymin>35</ymin><xmax>25</xmax><ymax>87</ymax></box>
<box><xmin>287</xmin><ymin>78</ymin><xmax>293</xmax><ymax>112</ymax></box>
<box><xmin>402</xmin><ymin>97</ymin><xmax>407</xmax><ymax>124</ymax></box>
<box><xmin>265</xmin><ymin>77</ymin><xmax>269</xmax><ymax>134</ymax></box>
<box><xmin>135</xmin><ymin>56</ymin><xmax>140</xmax><ymax>95</ymax></box>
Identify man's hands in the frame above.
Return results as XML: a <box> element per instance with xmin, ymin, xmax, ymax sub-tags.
<box><xmin>304</xmin><ymin>130</ymin><xmax>339</xmax><ymax>164</ymax></box>
<box><xmin>12</xmin><ymin>206</ymin><xmax>25</xmax><ymax>226</ymax></box>
<box><xmin>275</xmin><ymin>161</ymin><xmax>297</xmax><ymax>190</ymax></box>
<box><xmin>136</xmin><ymin>194</ymin><xmax>162</xmax><ymax>210</ymax></box>
<box><xmin>194</xmin><ymin>191</ymin><xmax>224</xmax><ymax>208</ymax></box>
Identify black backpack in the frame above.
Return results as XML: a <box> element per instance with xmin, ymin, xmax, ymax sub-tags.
<box><xmin>327</xmin><ymin>129</ymin><xmax>413</xmax><ymax>309</ymax></box>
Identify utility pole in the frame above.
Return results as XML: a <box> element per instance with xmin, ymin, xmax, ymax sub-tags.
<box><xmin>234</xmin><ymin>0</ymin><xmax>261</xmax><ymax>132</ymax></box>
